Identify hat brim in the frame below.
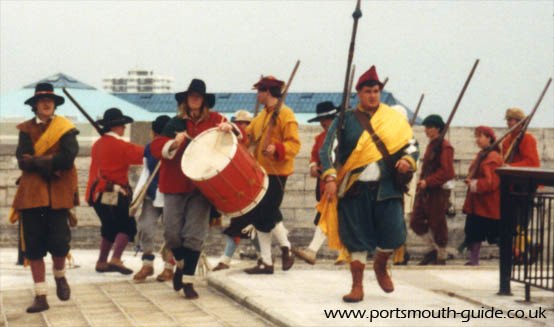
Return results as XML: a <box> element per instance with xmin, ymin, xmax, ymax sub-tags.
<box><xmin>96</xmin><ymin>116</ymin><xmax>134</xmax><ymax>127</ymax></box>
<box><xmin>24</xmin><ymin>94</ymin><xmax>65</xmax><ymax>106</ymax></box>
<box><xmin>307</xmin><ymin>112</ymin><xmax>338</xmax><ymax>123</ymax></box>
<box><xmin>175</xmin><ymin>92</ymin><xmax>216</xmax><ymax>108</ymax></box>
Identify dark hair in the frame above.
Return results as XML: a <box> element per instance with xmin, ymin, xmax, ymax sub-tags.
<box><xmin>357</xmin><ymin>80</ymin><xmax>381</xmax><ymax>90</ymax></box>
<box><xmin>31</xmin><ymin>101</ymin><xmax>57</xmax><ymax>113</ymax></box>
<box><xmin>269</xmin><ymin>86</ymin><xmax>282</xmax><ymax>98</ymax></box>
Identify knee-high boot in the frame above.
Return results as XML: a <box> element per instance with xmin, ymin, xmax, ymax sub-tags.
<box><xmin>343</xmin><ymin>260</ymin><xmax>364</xmax><ymax>302</ymax></box>
<box><xmin>373</xmin><ymin>250</ymin><xmax>394</xmax><ymax>293</ymax></box>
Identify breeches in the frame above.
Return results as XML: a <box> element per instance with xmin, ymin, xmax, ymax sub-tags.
<box><xmin>93</xmin><ymin>193</ymin><xmax>137</xmax><ymax>243</ymax></box>
<box><xmin>21</xmin><ymin>207</ymin><xmax>71</xmax><ymax>260</ymax></box>
<box><xmin>136</xmin><ymin>197</ymin><xmax>163</xmax><ymax>252</ymax></box>
<box><xmin>163</xmin><ymin>191</ymin><xmax>211</xmax><ymax>252</ymax></box>
<box><xmin>410</xmin><ymin>188</ymin><xmax>450</xmax><ymax>247</ymax></box>
<box><xmin>338</xmin><ymin>183</ymin><xmax>406</xmax><ymax>252</ymax></box>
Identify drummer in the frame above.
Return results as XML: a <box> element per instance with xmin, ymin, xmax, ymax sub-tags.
<box><xmin>150</xmin><ymin>79</ymin><xmax>241</xmax><ymax>299</ymax></box>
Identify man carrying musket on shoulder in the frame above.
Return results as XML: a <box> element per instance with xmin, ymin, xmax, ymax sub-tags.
<box><xmin>502</xmin><ymin>108</ymin><xmax>540</xmax><ymax>167</ymax></box>
<box><xmin>236</xmin><ymin>76</ymin><xmax>301</xmax><ymax>274</ymax></box>
<box><xmin>151</xmin><ymin>79</ymin><xmax>240</xmax><ymax>299</ymax></box>
<box><xmin>410</xmin><ymin>114</ymin><xmax>455</xmax><ymax>265</ymax></box>
<box><xmin>502</xmin><ymin>108</ymin><xmax>540</xmax><ymax>263</ymax></box>
<box><xmin>11</xmin><ymin>83</ymin><xmax>79</xmax><ymax>313</ymax></box>
<box><xmin>86</xmin><ymin>108</ymin><xmax>144</xmax><ymax>275</ymax></box>
<box><xmin>318</xmin><ymin>66</ymin><xmax>419</xmax><ymax>302</ymax></box>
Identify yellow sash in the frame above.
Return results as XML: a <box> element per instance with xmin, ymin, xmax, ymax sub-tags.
<box><xmin>316</xmin><ymin>104</ymin><xmax>413</xmax><ymax>250</ymax></box>
<box><xmin>8</xmin><ymin>116</ymin><xmax>75</xmax><ymax>224</ymax></box>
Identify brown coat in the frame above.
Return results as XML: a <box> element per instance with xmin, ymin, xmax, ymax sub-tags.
<box><xmin>12</xmin><ymin>119</ymin><xmax>79</xmax><ymax>210</ymax></box>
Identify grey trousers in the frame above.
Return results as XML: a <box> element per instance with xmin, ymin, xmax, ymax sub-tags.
<box><xmin>137</xmin><ymin>198</ymin><xmax>163</xmax><ymax>253</ymax></box>
<box><xmin>163</xmin><ymin>191</ymin><xmax>211</xmax><ymax>252</ymax></box>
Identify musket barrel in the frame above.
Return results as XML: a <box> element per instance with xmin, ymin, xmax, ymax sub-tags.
<box><xmin>410</xmin><ymin>93</ymin><xmax>424</xmax><ymax>126</ymax></box>
<box><xmin>337</xmin><ymin>0</ymin><xmax>362</xmax><ymax>147</ymax></box>
<box><xmin>440</xmin><ymin>59</ymin><xmax>479</xmax><ymax>139</ymax></box>
<box><xmin>63</xmin><ymin>88</ymin><xmax>104</xmax><ymax>135</ymax></box>
<box><xmin>504</xmin><ymin>77</ymin><xmax>552</xmax><ymax>163</ymax></box>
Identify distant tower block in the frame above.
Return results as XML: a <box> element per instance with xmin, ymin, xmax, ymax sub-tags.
<box><xmin>103</xmin><ymin>70</ymin><xmax>174</xmax><ymax>94</ymax></box>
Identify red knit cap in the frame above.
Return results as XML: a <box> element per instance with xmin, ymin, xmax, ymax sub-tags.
<box><xmin>252</xmin><ymin>76</ymin><xmax>284</xmax><ymax>90</ymax></box>
<box><xmin>356</xmin><ymin>65</ymin><xmax>383</xmax><ymax>91</ymax></box>
<box><xmin>475</xmin><ymin>125</ymin><xmax>496</xmax><ymax>142</ymax></box>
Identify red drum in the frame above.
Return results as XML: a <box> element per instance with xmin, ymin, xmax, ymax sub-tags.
<box><xmin>181</xmin><ymin>128</ymin><xmax>268</xmax><ymax>218</ymax></box>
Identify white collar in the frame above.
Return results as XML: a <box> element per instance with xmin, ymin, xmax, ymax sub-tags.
<box><xmin>35</xmin><ymin>115</ymin><xmax>55</xmax><ymax>125</ymax></box>
<box><xmin>105</xmin><ymin>131</ymin><xmax>125</xmax><ymax>140</ymax></box>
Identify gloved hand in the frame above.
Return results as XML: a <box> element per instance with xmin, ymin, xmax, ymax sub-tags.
<box><xmin>34</xmin><ymin>155</ymin><xmax>53</xmax><ymax>179</ymax></box>
<box><xmin>18</xmin><ymin>154</ymin><xmax>36</xmax><ymax>172</ymax></box>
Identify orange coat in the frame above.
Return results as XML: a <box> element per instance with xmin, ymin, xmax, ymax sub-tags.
<box><xmin>12</xmin><ymin>119</ymin><xmax>79</xmax><ymax>210</ymax></box>
<box><xmin>501</xmin><ymin>131</ymin><xmax>539</xmax><ymax>167</ymax></box>
<box><xmin>463</xmin><ymin>150</ymin><xmax>503</xmax><ymax>219</ymax></box>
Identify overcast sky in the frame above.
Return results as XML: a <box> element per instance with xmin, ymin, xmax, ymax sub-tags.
<box><xmin>1</xmin><ymin>0</ymin><xmax>552</xmax><ymax>126</ymax></box>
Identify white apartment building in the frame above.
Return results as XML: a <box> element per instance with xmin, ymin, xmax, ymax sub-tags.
<box><xmin>103</xmin><ymin>70</ymin><xmax>173</xmax><ymax>93</ymax></box>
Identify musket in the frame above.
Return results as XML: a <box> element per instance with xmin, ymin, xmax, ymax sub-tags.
<box><xmin>259</xmin><ymin>60</ymin><xmax>301</xmax><ymax>153</ymax></box>
<box><xmin>467</xmin><ymin>117</ymin><xmax>527</xmax><ymax>180</ymax></box>
<box><xmin>409</xmin><ymin>93</ymin><xmax>425</xmax><ymax>126</ymax></box>
<box><xmin>504</xmin><ymin>77</ymin><xmax>552</xmax><ymax>163</ymax></box>
<box><xmin>344</xmin><ymin>64</ymin><xmax>356</xmax><ymax>110</ymax></box>
<box><xmin>253</xmin><ymin>74</ymin><xmax>264</xmax><ymax>117</ymax></box>
<box><xmin>382</xmin><ymin>77</ymin><xmax>389</xmax><ymax>88</ymax></box>
<box><xmin>63</xmin><ymin>88</ymin><xmax>104</xmax><ymax>135</ymax></box>
<box><xmin>421</xmin><ymin>59</ymin><xmax>479</xmax><ymax>178</ymax></box>
<box><xmin>336</xmin><ymin>0</ymin><xmax>362</xmax><ymax>150</ymax></box>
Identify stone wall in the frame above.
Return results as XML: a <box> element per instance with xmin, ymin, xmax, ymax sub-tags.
<box><xmin>1</xmin><ymin>124</ymin><xmax>552</xmax><ymax>260</ymax></box>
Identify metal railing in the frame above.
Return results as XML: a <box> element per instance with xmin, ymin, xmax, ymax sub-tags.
<box><xmin>497</xmin><ymin>167</ymin><xmax>554</xmax><ymax>301</ymax></box>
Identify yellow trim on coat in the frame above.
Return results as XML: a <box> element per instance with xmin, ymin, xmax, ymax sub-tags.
<box><xmin>9</xmin><ymin>116</ymin><xmax>75</xmax><ymax>224</ymax></box>
<box><xmin>316</xmin><ymin>103</ymin><xmax>413</xmax><ymax>250</ymax></box>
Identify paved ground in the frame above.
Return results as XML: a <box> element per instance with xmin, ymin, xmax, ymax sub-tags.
<box><xmin>1</xmin><ymin>248</ymin><xmax>553</xmax><ymax>327</ymax></box>
<box><xmin>0</xmin><ymin>249</ymin><xmax>274</xmax><ymax>327</ymax></box>
<box><xmin>209</xmin><ymin>259</ymin><xmax>554</xmax><ymax>327</ymax></box>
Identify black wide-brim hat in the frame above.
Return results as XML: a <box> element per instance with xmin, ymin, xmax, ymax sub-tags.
<box><xmin>308</xmin><ymin>101</ymin><xmax>339</xmax><ymax>123</ymax></box>
<box><xmin>96</xmin><ymin>108</ymin><xmax>134</xmax><ymax>127</ymax></box>
<box><xmin>24</xmin><ymin>82</ymin><xmax>65</xmax><ymax>106</ymax></box>
<box><xmin>175</xmin><ymin>78</ymin><xmax>215</xmax><ymax>108</ymax></box>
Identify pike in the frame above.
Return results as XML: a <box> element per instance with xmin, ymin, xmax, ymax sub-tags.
<box><xmin>336</xmin><ymin>0</ymin><xmax>362</xmax><ymax>150</ymax></box>
<box><xmin>409</xmin><ymin>93</ymin><xmax>425</xmax><ymax>126</ymax></box>
<box><xmin>258</xmin><ymin>60</ymin><xmax>301</xmax><ymax>153</ymax></box>
<box><xmin>504</xmin><ymin>77</ymin><xmax>552</xmax><ymax>163</ymax></box>
<box><xmin>63</xmin><ymin>88</ymin><xmax>104</xmax><ymax>135</ymax></box>
<box><xmin>420</xmin><ymin>59</ymin><xmax>480</xmax><ymax>179</ymax></box>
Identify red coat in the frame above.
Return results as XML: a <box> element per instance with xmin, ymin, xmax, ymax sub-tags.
<box><xmin>310</xmin><ymin>130</ymin><xmax>327</xmax><ymax>197</ymax></box>
<box><xmin>86</xmin><ymin>133</ymin><xmax>144</xmax><ymax>203</ymax></box>
<box><xmin>463</xmin><ymin>150</ymin><xmax>502</xmax><ymax>219</ymax></box>
<box><xmin>501</xmin><ymin>131</ymin><xmax>540</xmax><ymax>167</ymax></box>
<box><xmin>420</xmin><ymin>138</ymin><xmax>455</xmax><ymax>188</ymax></box>
<box><xmin>150</xmin><ymin>111</ymin><xmax>227</xmax><ymax>194</ymax></box>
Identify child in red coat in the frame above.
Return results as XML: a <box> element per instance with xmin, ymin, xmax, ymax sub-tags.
<box><xmin>462</xmin><ymin>126</ymin><xmax>503</xmax><ymax>265</ymax></box>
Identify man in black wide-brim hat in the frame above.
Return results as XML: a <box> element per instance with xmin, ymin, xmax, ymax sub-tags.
<box><xmin>86</xmin><ymin>108</ymin><xmax>144</xmax><ymax>276</ymax></box>
<box><xmin>11</xmin><ymin>83</ymin><xmax>79</xmax><ymax>313</ymax></box>
<box><xmin>150</xmin><ymin>78</ymin><xmax>240</xmax><ymax>299</ymax></box>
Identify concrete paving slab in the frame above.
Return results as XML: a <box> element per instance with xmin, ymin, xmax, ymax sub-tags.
<box><xmin>208</xmin><ymin>262</ymin><xmax>554</xmax><ymax>327</ymax></box>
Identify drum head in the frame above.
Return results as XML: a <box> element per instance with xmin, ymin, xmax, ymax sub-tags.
<box><xmin>181</xmin><ymin>128</ymin><xmax>237</xmax><ymax>181</ymax></box>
